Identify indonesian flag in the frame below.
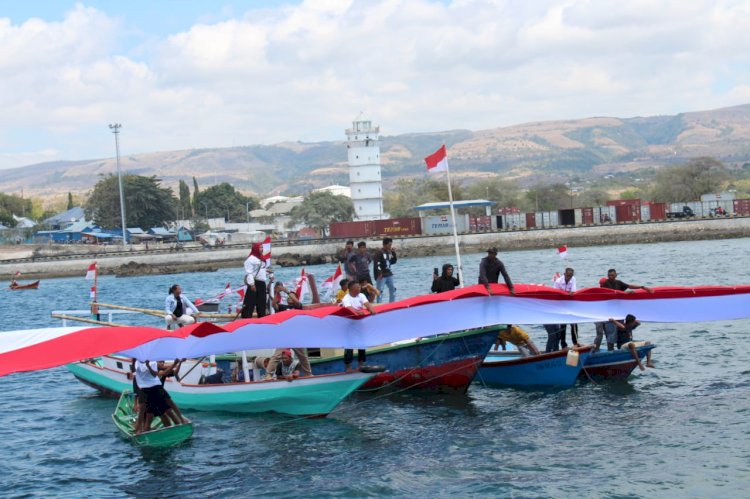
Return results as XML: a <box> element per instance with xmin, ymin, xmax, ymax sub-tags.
<box><xmin>552</xmin><ymin>272</ymin><xmax>561</xmax><ymax>283</ymax></box>
<box><xmin>295</xmin><ymin>268</ymin><xmax>309</xmax><ymax>302</ymax></box>
<box><xmin>261</xmin><ymin>236</ymin><xmax>272</xmax><ymax>265</ymax></box>
<box><xmin>85</xmin><ymin>262</ymin><xmax>97</xmax><ymax>280</ymax></box>
<box><xmin>213</xmin><ymin>283</ymin><xmax>233</xmax><ymax>300</ymax></box>
<box><xmin>558</xmin><ymin>245</ymin><xmax>568</xmax><ymax>258</ymax></box>
<box><xmin>321</xmin><ymin>264</ymin><xmax>343</xmax><ymax>298</ymax></box>
<box><xmin>424</xmin><ymin>145</ymin><xmax>448</xmax><ymax>173</ymax></box>
<box><xmin>14</xmin><ymin>271</ymin><xmax>21</xmax><ymax>277</ymax></box>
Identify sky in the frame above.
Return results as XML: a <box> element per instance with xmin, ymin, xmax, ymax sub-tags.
<box><xmin>0</xmin><ymin>0</ymin><xmax>748</xmax><ymax>170</ymax></box>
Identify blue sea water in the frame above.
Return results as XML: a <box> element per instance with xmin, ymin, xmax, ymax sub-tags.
<box><xmin>1</xmin><ymin>238</ymin><xmax>749</xmax><ymax>498</ymax></box>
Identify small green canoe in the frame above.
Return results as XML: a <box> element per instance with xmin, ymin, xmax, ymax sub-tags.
<box><xmin>112</xmin><ymin>390</ymin><xmax>193</xmax><ymax>448</ymax></box>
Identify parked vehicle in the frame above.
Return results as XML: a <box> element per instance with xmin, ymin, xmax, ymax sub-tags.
<box><xmin>666</xmin><ymin>206</ymin><xmax>694</xmax><ymax>219</ymax></box>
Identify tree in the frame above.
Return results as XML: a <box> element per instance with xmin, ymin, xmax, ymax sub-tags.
<box><xmin>194</xmin><ymin>182</ymin><xmax>259</xmax><ymax>221</ymax></box>
<box><xmin>85</xmin><ymin>174</ymin><xmax>178</xmax><ymax>229</ymax></box>
<box><xmin>290</xmin><ymin>191</ymin><xmax>354</xmax><ymax>231</ymax></box>
<box><xmin>383</xmin><ymin>178</ymin><xmax>465</xmax><ymax>218</ymax></box>
<box><xmin>0</xmin><ymin>193</ymin><xmax>32</xmax><ymax>227</ymax></box>
<box><xmin>67</xmin><ymin>192</ymin><xmax>74</xmax><ymax>210</ymax></box>
<box><xmin>465</xmin><ymin>178</ymin><xmax>524</xmax><ymax>213</ymax></box>
<box><xmin>178</xmin><ymin>180</ymin><xmax>193</xmax><ymax>219</ymax></box>
<box><xmin>576</xmin><ymin>188</ymin><xmax>611</xmax><ymax>207</ymax></box>
<box><xmin>192</xmin><ymin>176</ymin><xmax>200</xmax><ymax>216</ymax></box>
<box><xmin>525</xmin><ymin>183</ymin><xmax>573</xmax><ymax>211</ymax></box>
<box><xmin>650</xmin><ymin>157</ymin><xmax>729</xmax><ymax>202</ymax></box>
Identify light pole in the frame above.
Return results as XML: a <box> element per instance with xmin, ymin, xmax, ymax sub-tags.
<box><xmin>109</xmin><ymin>123</ymin><xmax>127</xmax><ymax>247</ymax></box>
<box><xmin>246</xmin><ymin>202</ymin><xmax>252</xmax><ymax>225</ymax></box>
<box><xmin>201</xmin><ymin>201</ymin><xmax>208</xmax><ymax>220</ymax></box>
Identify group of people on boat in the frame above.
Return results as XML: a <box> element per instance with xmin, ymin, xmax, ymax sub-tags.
<box><xmin>130</xmin><ymin>359</ymin><xmax>187</xmax><ymax>434</ymax></box>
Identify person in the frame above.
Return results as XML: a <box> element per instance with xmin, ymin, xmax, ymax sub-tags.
<box><xmin>493</xmin><ymin>325</ymin><xmax>541</xmax><ymax>356</ymax></box>
<box><xmin>609</xmin><ymin>315</ymin><xmax>655</xmax><ymax>370</ymax></box>
<box><xmin>339</xmin><ymin>241</ymin><xmax>356</xmax><ymax>280</ymax></box>
<box><xmin>263</xmin><ymin>347</ymin><xmax>312</xmax><ymax>380</ymax></box>
<box><xmin>358</xmin><ymin>277</ymin><xmax>380</xmax><ymax>302</ymax></box>
<box><xmin>478</xmin><ymin>247</ymin><xmax>515</xmax><ymax>295</ymax></box>
<box><xmin>242</xmin><ymin>242</ymin><xmax>269</xmax><ymax>318</ymax></box>
<box><xmin>347</xmin><ymin>241</ymin><xmax>373</xmax><ymax>284</ymax></box>
<box><xmin>157</xmin><ymin>359</ymin><xmax>188</xmax><ymax>425</ymax></box>
<box><xmin>432</xmin><ymin>264</ymin><xmax>460</xmax><ymax>293</ymax></box>
<box><xmin>374</xmin><ymin>237</ymin><xmax>397</xmax><ymax>303</ymax></box>
<box><xmin>276</xmin><ymin>349</ymin><xmax>300</xmax><ymax>381</ymax></box>
<box><xmin>164</xmin><ymin>284</ymin><xmax>200</xmax><ymax>330</ymax></box>
<box><xmin>134</xmin><ymin>359</ymin><xmax>176</xmax><ymax>434</ymax></box>
<box><xmin>553</xmin><ymin>267</ymin><xmax>578</xmax><ymax>347</ymax></box>
<box><xmin>334</xmin><ymin>278</ymin><xmax>349</xmax><ymax>304</ymax></box>
<box><xmin>544</xmin><ymin>324</ymin><xmax>564</xmax><ymax>353</ymax></box>
<box><xmin>601</xmin><ymin>269</ymin><xmax>653</xmax><ymax>293</ymax></box>
<box><xmin>271</xmin><ymin>282</ymin><xmax>302</xmax><ymax>312</ymax></box>
<box><xmin>341</xmin><ymin>281</ymin><xmax>377</xmax><ymax>372</ymax></box>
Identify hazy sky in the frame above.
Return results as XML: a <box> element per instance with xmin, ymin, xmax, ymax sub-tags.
<box><xmin>1</xmin><ymin>0</ymin><xmax>748</xmax><ymax>170</ymax></box>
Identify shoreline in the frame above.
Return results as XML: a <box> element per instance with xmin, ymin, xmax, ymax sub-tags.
<box><xmin>2</xmin><ymin>217</ymin><xmax>749</xmax><ymax>280</ymax></box>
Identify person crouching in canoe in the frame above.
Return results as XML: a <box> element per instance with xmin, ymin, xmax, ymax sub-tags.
<box><xmin>134</xmin><ymin>360</ymin><xmax>180</xmax><ymax>434</ymax></box>
<box><xmin>609</xmin><ymin>315</ymin><xmax>655</xmax><ymax>370</ymax></box>
<box><xmin>493</xmin><ymin>325</ymin><xmax>541</xmax><ymax>356</ymax></box>
<box><xmin>157</xmin><ymin>359</ymin><xmax>188</xmax><ymax>425</ymax></box>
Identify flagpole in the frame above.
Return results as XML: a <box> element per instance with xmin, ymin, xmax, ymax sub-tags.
<box><xmin>445</xmin><ymin>163</ymin><xmax>464</xmax><ymax>287</ymax></box>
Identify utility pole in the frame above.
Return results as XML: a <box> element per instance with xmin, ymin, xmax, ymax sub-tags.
<box><xmin>109</xmin><ymin>123</ymin><xmax>127</xmax><ymax>248</ymax></box>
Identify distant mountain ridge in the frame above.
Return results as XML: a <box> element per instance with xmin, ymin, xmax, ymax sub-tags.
<box><xmin>2</xmin><ymin>103</ymin><xmax>748</xmax><ymax>200</ymax></box>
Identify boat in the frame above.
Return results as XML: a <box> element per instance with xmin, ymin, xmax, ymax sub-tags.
<box><xmin>478</xmin><ymin>345</ymin><xmax>595</xmax><ymax>388</ymax></box>
<box><xmin>68</xmin><ymin>356</ymin><xmax>376</xmax><ymax>417</ymax></box>
<box><xmin>580</xmin><ymin>344</ymin><xmax>657</xmax><ymax>381</ymax></box>
<box><xmin>9</xmin><ymin>280</ymin><xmax>40</xmax><ymax>290</ymax></box>
<box><xmin>310</xmin><ymin>326</ymin><xmax>501</xmax><ymax>393</ymax></box>
<box><xmin>111</xmin><ymin>390</ymin><xmax>193</xmax><ymax>447</ymax></box>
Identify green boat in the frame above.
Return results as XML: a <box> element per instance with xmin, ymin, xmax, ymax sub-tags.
<box><xmin>111</xmin><ymin>390</ymin><xmax>194</xmax><ymax>448</ymax></box>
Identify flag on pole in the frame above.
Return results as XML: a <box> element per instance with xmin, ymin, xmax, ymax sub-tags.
<box><xmin>558</xmin><ymin>245</ymin><xmax>568</xmax><ymax>258</ymax></box>
<box><xmin>14</xmin><ymin>271</ymin><xmax>21</xmax><ymax>277</ymax></box>
<box><xmin>424</xmin><ymin>145</ymin><xmax>449</xmax><ymax>173</ymax></box>
<box><xmin>261</xmin><ymin>236</ymin><xmax>272</xmax><ymax>265</ymax></box>
<box><xmin>320</xmin><ymin>264</ymin><xmax>343</xmax><ymax>299</ymax></box>
<box><xmin>85</xmin><ymin>262</ymin><xmax>97</xmax><ymax>280</ymax></box>
<box><xmin>295</xmin><ymin>268</ymin><xmax>309</xmax><ymax>302</ymax></box>
<box><xmin>552</xmin><ymin>272</ymin><xmax>561</xmax><ymax>283</ymax></box>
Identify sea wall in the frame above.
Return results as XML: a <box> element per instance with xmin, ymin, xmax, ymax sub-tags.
<box><xmin>2</xmin><ymin>217</ymin><xmax>749</xmax><ymax>279</ymax></box>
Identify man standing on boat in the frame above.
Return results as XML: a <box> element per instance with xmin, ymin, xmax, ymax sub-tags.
<box><xmin>601</xmin><ymin>269</ymin><xmax>653</xmax><ymax>293</ymax></box>
<box><xmin>348</xmin><ymin>241</ymin><xmax>373</xmax><ymax>284</ymax></box>
<box><xmin>340</xmin><ymin>240</ymin><xmax>356</xmax><ymax>281</ymax></box>
<box><xmin>341</xmin><ymin>280</ymin><xmax>377</xmax><ymax>372</ymax></box>
<box><xmin>242</xmin><ymin>242</ymin><xmax>269</xmax><ymax>318</ymax></box>
<box><xmin>479</xmin><ymin>247</ymin><xmax>515</xmax><ymax>295</ymax></box>
<box><xmin>165</xmin><ymin>284</ymin><xmax>200</xmax><ymax>330</ymax></box>
<box><xmin>554</xmin><ymin>267</ymin><xmax>578</xmax><ymax>347</ymax></box>
<box><xmin>432</xmin><ymin>264</ymin><xmax>459</xmax><ymax>293</ymax></box>
<box><xmin>374</xmin><ymin>237</ymin><xmax>397</xmax><ymax>303</ymax></box>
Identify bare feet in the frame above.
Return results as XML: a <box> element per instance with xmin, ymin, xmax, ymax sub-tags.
<box><xmin>646</xmin><ymin>363</ymin><xmax>656</xmax><ymax>368</ymax></box>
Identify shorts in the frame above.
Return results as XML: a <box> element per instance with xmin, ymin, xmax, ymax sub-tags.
<box><xmin>141</xmin><ymin>386</ymin><xmax>170</xmax><ymax>417</ymax></box>
<box><xmin>604</xmin><ymin>323</ymin><xmax>618</xmax><ymax>345</ymax></box>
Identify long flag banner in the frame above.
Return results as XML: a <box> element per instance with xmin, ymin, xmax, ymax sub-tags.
<box><xmin>2</xmin><ymin>284</ymin><xmax>750</xmax><ymax>377</ymax></box>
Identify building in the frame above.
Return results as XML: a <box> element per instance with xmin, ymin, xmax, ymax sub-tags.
<box><xmin>43</xmin><ymin>206</ymin><xmax>86</xmax><ymax>230</ymax></box>
<box><xmin>314</xmin><ymin>185</ymin><xmax>351</xmax><ymax>198</ymax></box>
<box><xmin>346</xmin><ymin>115</ymin><xmax>384</xmax><ymax>220</ymax></box>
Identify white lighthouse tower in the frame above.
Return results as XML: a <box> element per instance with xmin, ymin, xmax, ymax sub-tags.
<box><xmin>346</xmin><ymin>115</ymin><xmax>384</xmax><ymax>221</ymax></box>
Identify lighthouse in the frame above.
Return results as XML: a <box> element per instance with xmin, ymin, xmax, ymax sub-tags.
<box><xmin>346</xmin><ymin>115</ymin><xmax>384</xmax><ymax>221</ymax></box>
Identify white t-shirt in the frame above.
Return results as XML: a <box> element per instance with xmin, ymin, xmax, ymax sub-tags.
<box><xmin>554</xmin><ymin>275</ymin><xmax>577</xmax><ymax>292</ymax></box>
<box><xmin>342</xmin><ymin>292</ymin><xmax>369</xmax><ymax>310</ymax></box>
<box><xmin>135</xmin><ymin>360</ymin><xmax>161</xmax><ymax>389</ymax></box>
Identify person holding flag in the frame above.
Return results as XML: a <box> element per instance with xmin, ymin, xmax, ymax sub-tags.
<box><xmin>320</xmin><ymin>264</ymin><xmax>343</xmax><ymax>302</ymax></box>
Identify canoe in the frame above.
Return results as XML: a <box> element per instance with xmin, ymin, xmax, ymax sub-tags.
<box><xmin>9</xmin><ymin>280</ymin><xmax>40</xmax><ymax>290</ymax></box>
<box><xmin>478</xmin><ymin>345</ymin><xmax>595</xmax><ymax>388</ymax></box>
<box><xmin>68</xmin><ymin>357</ymin><xmax>375</xmax><ymax>417</ymax></box>
<box><xmin>310</xmin><ymin>325</ymin><xmax>501</xmax><ymax>393</ymax></box>
<box><xmin>111</xmin><ymin>390</ymin><xmax>193</xmax><ymax>447</ymax></box>
<box><xmin>580</xmin><ymin>344</ymin><xmax>657</xmax><ymax>381</ymax></box>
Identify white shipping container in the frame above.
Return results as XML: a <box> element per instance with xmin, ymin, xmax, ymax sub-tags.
<box><xmin>574</xmin><ymin>208</ymin><xmax>583</xmax><ymax>226</ymax></box>
<box><xmin>641</xmin><ymin>205</ymin><xmax>651</xmax><ymax>222</ymax></box>
<box><xmin>595</xmin><ymin>206</ymin><xmax>615</xmax><ymax>223</ymax></box>
<box><xmin>421</xmin><ymin>214</ymin><xmax>470</xmax><ymax>235</ymax></box>
<box><xmin>686</xmin><ymin>201</ymin><xmax>703</xmax><ymax>217</ymax></box>
<box><xmin>700</xmin><ymin>191</ymin><xmax>736</xmax><ymax>202</ymax></box>
<box><xmin>503</xmin><ymin>213</ymin><xmax>526</xmax><ymax>230</ymax></box>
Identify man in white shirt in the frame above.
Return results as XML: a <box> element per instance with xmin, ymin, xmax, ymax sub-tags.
<box><xmin>134</xmin><ymin>360</ymin><xmax>172</xmax><ymax>433</ymax></box>
<box><xmin>553</xmin><ymin>267</ymin><xmax>578</xmax><ymax>347</ymax></box>
<box><xmin>164</xmin><ymin>284</ymin><xmax>200</xmax><ymax>330</ymax></box>
<box><xmin>341</xmin><ymin>281</ymin><xmax>377</xmax><ymax>372</ymax></box>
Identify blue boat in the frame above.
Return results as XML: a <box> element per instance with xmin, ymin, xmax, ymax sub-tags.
<box><xmin>478</xmin><ymin>345</ymin><xmax>594</xmax><ymax>388</ymax></box>
<box><xmin>580</xmin><ymin>344</ymin><xmax>656</xmax><ymax>381</ymax></box>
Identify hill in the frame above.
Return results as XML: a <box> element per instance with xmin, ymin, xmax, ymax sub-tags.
<box><xmin>2</xmin><ymin>103</ymin><xmax>749</xmax><ymax>200</ymax></box>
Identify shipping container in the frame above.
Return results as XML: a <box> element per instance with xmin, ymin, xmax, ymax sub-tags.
<box><xmin>606</xmin><ymin>199</ymin><xmax>641</xmax><ymax>207</ymax></box>
<box><xmin>581</xmin><ymin>207</ymin><xmax>594</xmax><ymax>225</ymax></box>
<box><xmin>525</xmin><ymin>212</ymin><xmax>537</xmax><ymax>228</ymax></box>
<box><xmin>701</xmin><ymin>200</ymin><xmax>734</xmax><ymax>216</ymax></box>
<box><xmin>421</xmin><ymin>214</ymin><xmax>470</xmax><ymax>235</ymax></box>
<box><xmin>734</xmin><ymin>199</ymin><xmax>750</xmax><ymax>215</ymax></box>
<box><xmin>593</xmin><ymin>206</ymin><xmax>615</xmax><ymax>223</ymax></box>
<box><xmin>495</xmin><ymin>215</ymin><xmax>504</xmax><ymax>230</ymax></box>
<box><xmin>558</xmin><ymin>209</ymin><xmax>575</xmax><ymax>226</ymax></box>
<box><xmin>700</xmin><ymin>191</ymin><xmax>736</xmax><ymax>202</ymax></box>
<box><xmin>498</xmin><ymin>207</ymin><xmax>521</xmax><ymax>215</ymax></box>
<box><xmin>648</xmin><ymin>202</ymin><xmax>667</xmax><ymax>220</ymax></box>
<box><xmin>614</xmin><ymin>204</ymin><xmax>641</xmax><ymax>223</ymax></box>
<box><xmin>686</xmin><ymin>201</ymin><xmax>704</xmax><ymax>217</ymax></box>
<box><xmin>640</xmin><ymin>204</ymin><xmax>650</xmax><ymax>222</ymax></box>
<box><xmin>502</xmin><ymin>213</ymin><xmax>526</xmax><ymax>230</ymax></box>
<box><xmin>328</xmin><ymin>220</ymin><xmax>374</xmax><ymax>239</ymax></box>
<box><xmin>372</xmin><ymin>217</ymin><xmax>422</xmax><ymax>237</ymax></box>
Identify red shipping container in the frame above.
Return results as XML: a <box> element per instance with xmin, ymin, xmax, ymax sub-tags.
<box><xmin>606</xmin><ymin>199</ymin><xmax>641</xmax><ymax>207</ymax></box>
<box><xmin>525</xmin><ymin>212</ymin><xmax>536</xmax><ymax>228</ymax></box>
<box><xmin>734</xmin><ymin>199</ymin><xmax>750</xmax><ymax>215</ymax></box>
<box><xmin>581</xmin><ymin>207</ymin><xmax>594</xmax><ymax>225</ymax></box>
<box><xmin>328</xmin><ymin>221</ymin><xmax>374</xmax><ymax>239</ymax></box>
<box><xmin>372</xmin><ymin>218</ymin><xmax>422</xmax><ymax>237</ymax></box>
<box><xmin>648</xmin><ymin>203</ymin><xmax>667</xmax><ymax>220</ymax></box>
<box><xmin>614</xmin><ymin>204</ymin><xmax>641</xmax><ymax>222</ymax></box>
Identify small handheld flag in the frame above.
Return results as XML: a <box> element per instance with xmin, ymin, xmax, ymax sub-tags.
<box><xmin>558</xmin><ymin>245</ymin><xmax>568</xmax><ymax>258</ymax></box>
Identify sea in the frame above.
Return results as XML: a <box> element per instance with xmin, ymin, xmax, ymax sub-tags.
<box><xmin>1</xmin><ymin>238</ymin><xmax>749</xmax><ymax>498</ymax></box>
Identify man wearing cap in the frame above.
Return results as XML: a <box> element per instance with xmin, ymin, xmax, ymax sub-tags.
<box><xmin>479</xmin><ymin>247</ymin><xmax>515</xmax><ymax>295</ymax></box>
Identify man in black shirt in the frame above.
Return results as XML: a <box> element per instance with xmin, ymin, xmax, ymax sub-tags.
<box><xmin>432</xmin><ymin>264</ymin><xmax>460</xmax><ymax>293</ymax></box>
<box><xmin>478</xmin><ymin>247</ymin><xmax>515</xmax><ymax>295</ymax></box>
<box><xmin>601</xmin><ymin>269</ymin><xmax>653</xmax><ymax>293</ymax></box>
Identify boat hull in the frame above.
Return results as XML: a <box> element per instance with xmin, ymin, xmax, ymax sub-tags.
<box><xmin>9</xmin><ymin>280</ymin><xmax>40</xmax><ymax>290</ymax></box>
<box><xmin>112</xmin><ymin>390</ymin><xmax>193</xmax><ymax>448</ymax></box>
<box><xmin>310</xmin><ymin>326</ymin><xmax>500</xmax><ymax>393</ymax></box>
<box><xmin>68</xmin><ymin>360</ymin><xmax>373</xmax><ymax>417</ymax></box>
<box><xmin>580</xmin><ymin>344</ymin><xmax>656</xmax><ymax>381</ymax></box>
<box><xmin>479</xmin><ymin>346</ymin><xmax>594</xmax><ymax>388</ymax></box>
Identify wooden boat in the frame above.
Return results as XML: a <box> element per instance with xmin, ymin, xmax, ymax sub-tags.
<box><xmin>580</xmin><ymin>344</ymin><xmax>656</xmax><ymax>381</ymax></box>
<box><xmin>310</xmin><ymin>326</ymin><xmax>501</xmax><ymax>393</ymax></box>
<box><xmin>478</xmin><ymin>345</ymin><xmax>595</xmax><ymax>388</ymax></box>
<box><xmin>112</xmin><ymin>390</ymin><xmax>193</xmax><ymax>447</ymax></box>
<box><xmin>9</xmin><ymin>280</ymin><xmax>40</xmax><ymax>290</ymax></box>
<box><xmin>68</xmin><ymin>356</ymin><xmax>376</xmax><ymax>417</ymax></box>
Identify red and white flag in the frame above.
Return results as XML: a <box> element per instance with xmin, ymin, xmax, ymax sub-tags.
<box><xmin>321</xmin><ymin>264</ymin><xmax>343</xmax><ymax>298</ymax></box>
<box><xmin>261</xmin><ymin>236</ymin><xmax>272</xmax><ymax>265</ymax></box>
<box><xmin>424</xmin><ymin>145</ymin><xmax>448</xmax><ymax>173</ymax></box>
<box><xmin>14</xmin><ymin>271</ymin><xmax>21</xmax><ymax>277</ymax></box>
<box><xmin>295</xmin><ymin>268</ymin><xmax>309</xmax><ymax>302</ymax></box>
<box><xmin>85</xmin><ymin>262</ymin><xmax>97</xmax><ymax>280</ymax></box>
<box><xmin>558</xmin><ymin>245</ymin><xmax>568</xmax><ymax>258</ymax></box>
<box><xmin>552</xmin><ymin>272</ymin><xmax>561</xmax><ymax>282</ymax></box>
